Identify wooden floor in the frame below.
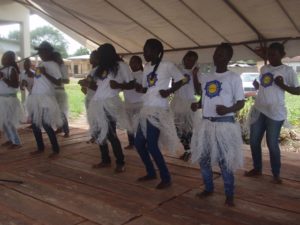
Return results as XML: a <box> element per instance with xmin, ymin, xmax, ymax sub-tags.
<box><xmin>0</xmin><ymin>122</ymin><xmax>300</xmax><ymax>225</ymax></box>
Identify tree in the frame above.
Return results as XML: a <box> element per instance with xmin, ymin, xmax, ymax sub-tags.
<box><xmin>31</xmin><ymin>26</ymin><xmax>69</xmax><ymax>58</ymax></box>
<box><xmin>7</xmin><ymin>26</ymin><xmax>69</xmax><ymax>58</ymax></box>
<box><xmin>72</xmin><ymin>47</ymin><xmax>90</xmax><ymax>56</ymax></box>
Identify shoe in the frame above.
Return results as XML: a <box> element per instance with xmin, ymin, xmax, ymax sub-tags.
<box><xmin>55</xmin><ymin>128</ymin><xmax>63</xmax><ymax>134</ymax></box>
<box><xmin>124</xmin><ymin>144</ymin><xmax>134</xmax><ymax>150</ymax></box>
<box><xmin>272</xmin><ymin>176</ymin><xmax>282</xmax><ymax>184</ymax></box>
<box><xmin>244</xmin><ymin>169</ymin><xmax>262</xmax><ymax>177</ymax></box>
<box><xmin>86</xmin><ymin>137</ymin><xmax>96</xmax><ymax>144</ymax></box>
<box><xmin>48</xmin><ymin>152</ymin><xmax>59</xmax><ymax>159</ymax></box>
<box><xmin>179</xmin><ymin>151</ymin><xmax>191</xmax><ymax>161</ymax></box>
<box><xmin>63</xmin><ymin>133</ymin><xmax>70</xmax><ymax>138</ymax></box>
<box><xmin>195</xmin><ymin>190</ymin><xmax>214</xmax><ymax>198</ymax></box>
<box><xmin>156</xmin><ymin>181</ymin><xmax>172</xmax><ymax>189</ymax></box>
<box><xmin>137</xmin><ymin>175</ymin><xmax>157</xmax><ymax>182</ymax></box>
<box><xmin>92</xmin><ymin>162</ymin><xmax>111</xmax><ymax>169</ymax></box>
<box><xmin>114</xmin><ymin>164</ymin><xmax>125</xmax><ymax>173</ymax></box>
<box><xmin>8</xmin><ymin>144</ymin><xmax>22</xmax><ymax>150</ymax></box>
<box><xmin>225</xmin><ymin>196</ymin><xmax>235</xmax><ymax>207</ymax></box>
<box><xmin>1</xmin><ymin>141</ymin><xmax>12</xmax><ymax>147</ymax></box>
<box><xmin>30</xmin><ymin>150</ymin><xmax>44</xmax><ymax>155</ymax></box>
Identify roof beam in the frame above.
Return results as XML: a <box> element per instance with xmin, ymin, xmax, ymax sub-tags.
<box><xmin>141</xmin><ymin>0</ymin><xmax>201</xmax><ymax>46</ymax></box>
<box><xmin>103</xmin><ymin>0</ymin><xmax>174</xmax><ymax>49</ymax></box>
<box><xmin>223</xmin><ymin>0</ymin><xmax>265</xmax><ymax>40</ymax></box>
<box><xmin>50</xmin><ymin>0</ymin><xmax>132</xmax><ymax>53</ymax></box>
<box><xmin>276</xmin><ymin>0</ymin><xmax>300</xmax><ymax>34</ymax></box>
<box><xmin>180</xmin><ymin>0</ymin><xmax>229</xmax><ymax>42</ymax></box>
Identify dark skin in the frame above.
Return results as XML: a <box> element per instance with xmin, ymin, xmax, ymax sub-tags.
<box><xmin>0</xmin><ymin>55</ymin><xmax>19</xmax><ymax>88</ymax></box>
<box><xmin>191</xmin><ymin>46</ymin><xmax>245</xmax><ymax>114</ymax></box>
<box><xmin>38</xmin><ymin>50</ymin><xmax>62</xmax><ymax>86</ymax></box>
<box><xmin>254</xmin><ymin>48</ymin><xmax>300</xmax><ymax>95</ymax></box>
<box><xmin>137</xmin><ymin>44</ymin><xmax>185</xmax><ymax>97</ymax></box>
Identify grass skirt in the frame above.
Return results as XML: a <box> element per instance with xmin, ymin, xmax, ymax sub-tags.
<box><xmin>135</xmin><ymin>106</ymin><xmax>180</xmax><ymax>154</ymax></box>
<box><xmin>191</xmin><ymin>119</ymin><xmax>244</xmax><ymax>172</ymax></box>
<box><xmin>26</xmin><ymin>95</ymin><xmax>63</xmax><ymax>128</ymax></box>
<box><xmin>0</xmin><ymin>96</ymin><xmax>22</xmax><ymax>131</ymax></box>
<box><xmin>87</xmin><ymin>96</ymin><xmax>132</xmax><ymax>144</ymax></box>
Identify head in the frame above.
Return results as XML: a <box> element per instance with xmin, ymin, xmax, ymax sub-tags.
<box><xmin>89</xmin><ymin>50</ymin><xmax>99</xmax><ymax>67</ymax></box>
<box><xmin>183</xmin><ymin>51</ymin><xmax>198</xmax><ymax>69</ymax></box>
<box><xmin>143</xmin><ymin>39</ymin><xmax>164</xmax><ymax>63</ymax></box>
<box><xmin>1</xmin><ymin>51</ymin><xmax>16</xmax><ymax>67</ymax></box>
<box><xmin>53</xmin><ymin>52</ymin><xmax>63</xmax><ymax>65</ymax></box>
<box><xmin>23</xmin><ymin>58</ymin><xmax>32</xmax><ymax>70</ymax></box>
<box><xmin>129</xmin><ymin>55</ymin><xmax>143</xmax><ymax>72</ymax></box>
<box><xmin>213</xmin><ymin>43</ymin><xmax>233</xmax><ymax>68</ymax></box>
<box><xmin>267</xmin><ymin>42</ymin><xmax>285</xmax><ymax>66</ymax></box>
<box><xmin>35</xmin><ymin>41</ymin><xmax>54</xmax><ymax>61</ymax></box>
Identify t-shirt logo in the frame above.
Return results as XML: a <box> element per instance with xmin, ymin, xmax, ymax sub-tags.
<box><xmin>205</xmin><ymin>80</ymin><xmax>222</xmax><ymax>98</ymax></box>
<box><xmin>182</xmin><ymin>74</ymin><xmax>191</xmax><ymax>84</ymax></box>
<box><xmin>35</xmin><ymin>68</ymin><xmax>42</xmax><ymax>79</ymax></box>
<box><xmin>260</xmin><ymin>72</ymin><xmax>273</xmax><ymax>88</ymax></box>
<box><xmin>99</xmin><ymin>70</ymin><xmax>108</xmax><ymax>80</ymax></box>
<box><xmin>147</xmin><ymin>72</ymin><xmax>158</xmax><ymax>87</ymax></box>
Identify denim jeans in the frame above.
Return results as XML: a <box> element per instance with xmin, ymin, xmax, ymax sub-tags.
<box><xmin>3</xmin><ymin>122</ymin><xmax>21</xmax><ymax>145</ymax></box>
<box><xmin>99</xmin><ymin>115</ymin><xmax>124</xmax><ymax>166</ymax></box>
<box><xmin>200</xmin><ymin>154</ymin><xmax>235</xmax><ymax>197</ymax></box>
<box><xmin>134</xmin><ymin>120</ymin><xmax>171</xmax><ymax>182</ymax></box>
<box><xmin>250</xmin><ymin>112</ymin><xmax>284</xmax><ymax>177</ymax></box>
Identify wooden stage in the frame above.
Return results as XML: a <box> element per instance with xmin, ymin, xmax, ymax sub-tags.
<box><xmin>0</xmin><ymin>122</ymin><xmax>299</xmax><ymax>225</ymax></box>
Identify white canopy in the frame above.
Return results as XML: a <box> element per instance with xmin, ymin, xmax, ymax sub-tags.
<box><xmin>15</xmin><ymin>0</ymin><xmax>300</xmax><ymax>63</ymax></box>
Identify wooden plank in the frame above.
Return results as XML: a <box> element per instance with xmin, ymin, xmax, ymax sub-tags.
<box><xmin>0</xmin><ymin>186</ymin><xmax>83</xmax><ymax>225</ymax></box>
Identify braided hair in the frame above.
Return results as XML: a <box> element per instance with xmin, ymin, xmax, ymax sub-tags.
<box><xmin>95</xmin><ymin>43</ymin><xmax>121</xmax><ymax>78</ymax></box>
<box><xmin>144</xmin><ymin>39</ymin><xmax>164</xmax><ymax>76</ymax></box>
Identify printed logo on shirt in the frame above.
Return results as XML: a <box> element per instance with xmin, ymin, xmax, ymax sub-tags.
<box><xmin>260</xmin><ymin>72</ymin><xmax>274</xmax><ymax>88</ymax></box>
<box><xmin>99</xmin><ymin>70</ymin><xmax>108</xmax><ymax>80</ymax></box>
<box><xmin>147</xmin><ymin>72</ymin><xmax>158</xmax><ymax>87</ymax></box>
<box><xmin>182</xmin><ymin>74</ymin><xmax>191</xmax><ymax>84</ymax></box>
<box><xmin>205</xmin><ymin>80</ymin><xmax>222</xmax><ymax>98</ymax></box>
<box><xmin>35</xmin><ymin>68</ymin><xmax>42</xmax><ymax>79</ymax></box>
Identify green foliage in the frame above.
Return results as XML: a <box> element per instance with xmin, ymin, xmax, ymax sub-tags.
<box><xmin>31</xmin><ymin>26</ymin><xmax>69</xmax><ymax>58</ymax></box>
<box><xmin>8</xmin><ymin>30</ymin><xmax>20</xmax><ymax>41</ymax></box>
<box><xmin>65</xmin><ymin>79</ymin><xmax>85</xmax><ymax>118</ymax></box>
<box><xmin>72</xmin><ymin>47</ymin><xmax>90</xmax><ymax>56</ymax></box>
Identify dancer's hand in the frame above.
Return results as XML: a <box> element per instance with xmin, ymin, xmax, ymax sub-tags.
<box><xmin>159</xmin><ymin>89</ymin><xmax>170</xmax><ymax>98</ymax></box>
<box><xmin>110</xmin><ymin>80</ymin><xmax>121</xmax><ymax>89</ymax></box>
<box><xmin>216</xmin><ymin>105</ymin><xmax>230</xmax><ymax>115</ymax></box>
<box><xmin>274</xmin><ymin>76</ymin><xmax>285</xmax><ymax>89</ymax></box>
<box><xmin>191</xmin><ymin>102</ymin><xmax>200</xmax><ymax>112</ymax></box>
<box><xmin>253</xmin><ymin>79</ymin><xmax>259</xmax><ymax>90</ymax></box>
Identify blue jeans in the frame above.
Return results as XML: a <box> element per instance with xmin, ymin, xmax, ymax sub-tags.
<box><xmin>135</xmin><ymin>120</ymin><xmax>171</xmax><ymax>182</ymax></box>
<box><xmin>250</xmin><ymin>112</ymin><xmax>284</xmax><ymax>177</ymax></box>
<box><xmin>3</xmin><ymin>122</ymin><xmax>21</xmax><ymax>145</ymax></box>
<box><xmin>200</xmin><ymin>154</ymin><xmax>235</xmax><ymax>197</ymax></box>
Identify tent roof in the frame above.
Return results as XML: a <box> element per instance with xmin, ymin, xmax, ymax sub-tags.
<box><xmin>15</xmin><ymin>0</ymin><xmax>300</xmax><ymax>63</ymax></box>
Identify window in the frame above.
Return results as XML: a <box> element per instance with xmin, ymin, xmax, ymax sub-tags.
<box><xmin>74</xmin><ymin>65</ymin><xmax>79</xmax><ymax>74</ymax></box>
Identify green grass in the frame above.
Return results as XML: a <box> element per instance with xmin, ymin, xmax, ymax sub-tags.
<box><xmin>65</xmin><ymin>78</ymin><xmax>85</xmax><ymax>119</ymax></box>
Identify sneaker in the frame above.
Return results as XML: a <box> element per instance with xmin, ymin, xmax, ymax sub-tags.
<box><xmin>244</xmin><ymin>169</ymin><xmax>262</xmax><ymax>177</ymax></box>
<box><xmin>137</xmin><ymin>175</ymin><xmax>157</xmax><ymax>182</ymax></box>
<box><xmin>195</xmin><ymin>190</ymin><xmax>214</xmax><ymax>198</ymax></box>
<box><xmin>48</xmin><ymin>152</ymin><xmax>59</xmax><ymax>159</ymax></box>
<box><xmin>30</xmin><ymin>150</ymin><xmax>44</xmax><ymax>155</ymax></box>
<box><xmin>225</xmin><ymin>196</ymin><xmax>235</xmax><ymax>207</ymax></box>
<box><xmin>92</xmin><ymin>162</ymin><xmax>111</xmax><ymax>169</ymax></box>
<box><xmin>156</xmin><ymin>181</ymin><xmax>172</xmax><ymax>189</ymax></box>
<box><xmin>272</xmin><ymin>176</ymin><xmax>282</xmax><ymax>184</ymax></box>
<box><xmin>114</xmin><ymin>164</ymin><xmax>125</xmax><ymax>173</ymax></box>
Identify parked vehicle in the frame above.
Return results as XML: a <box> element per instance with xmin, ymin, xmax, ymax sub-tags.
<box><xmin>240</xmin><ymin>72</ymin><xmax>259</xmax><ymax>97</ymax></box>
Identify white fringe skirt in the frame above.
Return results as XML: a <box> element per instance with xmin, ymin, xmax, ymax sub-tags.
<box><xmin>135</xmin><ymin>106</ymin><xmax>180</xmax><ymax>154</ymax></box>
<box><xmin>171</xmin><ymin>96</ymin><xmax>201</xmax><ymax>135</ymax></box>
<box><xmin>26</xmin><ymin>95</ymin><xmax>63</xmax><ymax>128</ymax></box>
<box><xmin>55</xmin><ymin>89</ymin><xmax>69</xmax><ymax>116</ymax></box>
<box><xmin>125</xmin><ymin>101</ymin><xmax>142</xmax><ymax>131</ymax></box>
<box><xmin>0</xmin><ymin>95</ymin><xmax>22</xmax><ymax>131</ymax></box>
<box><xmin>191</xmin><ymin>118</ymin><xmax>244</xmax><ymax>172</ymax></box>
<box><xmin>87</xmin><ymin>96</ymin><xmax>132</xmax><ymax>144</ymax></box>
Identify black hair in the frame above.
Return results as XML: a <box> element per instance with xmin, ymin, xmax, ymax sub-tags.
<box><xmin>130</xmin><ymin>55</ymin><xmax>143</xmax><ymax>70</ymax></box>
<box><xmin>183</xmin><ymin>51</ymin><xmax>198</xmax><ymax>60</ymax></box>
<box><xmin>95</xmin><ymin>43</ymin><xmax>121</xmax><ymax>78</ymax></box>
<box><xmin>144</xmin><ymin>38</ymin><xmax>164</xmax><ymax>75</ymax></box>
<box><xmin>218</xmin><ymin>43</ymin><xmax>233</xmax><ymax>60</ymax></box>
<box><xmin>269</xmin><ymin>42</ymin><xmax>285</xmax><ymax>55</ymax></box>
<box><xmin>2</xmin><ymin>51</ymin><xmax>20</xmax><ymax>74</ymax></box>
<box><xmin>52</xmin><ymin>51</ymin><xmax>64</xmax><ymax>65</ymax></box>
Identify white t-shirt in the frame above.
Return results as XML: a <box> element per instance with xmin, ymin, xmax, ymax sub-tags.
<box><xmin>20</xmin><ymin>69</ymin><xmax>34</xmax><ymax>93</ymax></box>
<box><xmin>123</xmin><ymin>70</ymin><xmax>144</xmax><ymax>104</ymax></box>
<box><xmin>142</xmin><ymin>61</ymin><xmax>185</xmax><ymax>108</ymax></box>
<box><xmin>174</xmin><ymin>65</ymin><xmax>200</xmax><ymax>100</ymax></box>
<box><xmin>93</xmin><ymin>61</ymin><xmax>133</xmax><ymax>100</ymax></box>
<box><xmin>0</xmin><ymin>66</ymin><xmax>18</xmax><ymax>95</ymax></box>
<box><xmin>31</xmin><ymin>61</ymin><xmax>62</xmax><ymax>96</ymax></box>
<box><xmin>200</xmin><ymin>71</ymin><xmax>244</xmax><ymax>117</ymax></box>
<box><xmin>255</xmin><ymin>64</ymin><xmax>299</xmax><ymax>121</ymax></box>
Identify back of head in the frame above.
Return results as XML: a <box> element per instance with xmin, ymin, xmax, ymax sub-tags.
<box><xmin>2</xmin><ymin>51</ymin><xmax>19</xmax><ymax>73</ymax></box>
<box><xmin>53</xmin><ymin>51</ymin><xmax>63</xmax><ymax>65</ymax></box>
<box><xmin>96</xmin><ymin>43</ymin><xmax>120</xmax><ymax>77</ymax></box>
<box><xmin>268</xmin><ymin>42</ymin><xmax>285</xmax><ymax>55</ymax></box>
<box><xmin>218</xmin><ymin>43</ymin><xmax>233</xmax><ymax>60</ymax></box>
